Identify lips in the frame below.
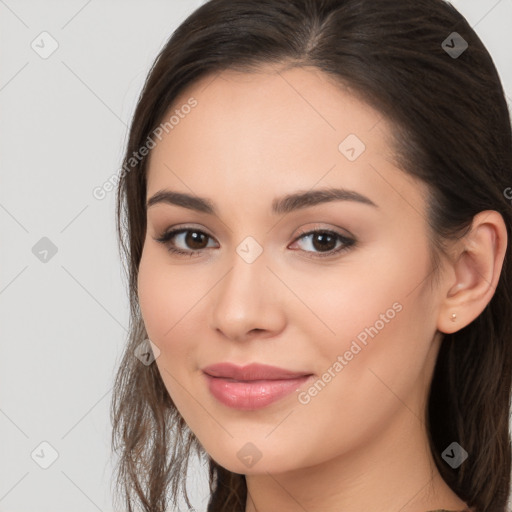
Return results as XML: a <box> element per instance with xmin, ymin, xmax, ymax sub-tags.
<box><xmin>202</xmin><ymin>362</ymin><xmax>314</xmax><ymax>410</ymax></box>
<box><xmin>202</xmin><ymin>362</ymin><xmax>311</xmax><ymax>381</ymax></box>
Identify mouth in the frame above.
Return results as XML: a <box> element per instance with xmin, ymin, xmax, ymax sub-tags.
<box><xmin>202</xmin><ymin>362</ymin><xmax>314</xmax><ymax>410</ymax></box>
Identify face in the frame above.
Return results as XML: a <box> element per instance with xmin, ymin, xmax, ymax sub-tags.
<box><xmin>137</xmin><ymin>65</ymin><xmax>444</xmax><ymax>475</ymax></box>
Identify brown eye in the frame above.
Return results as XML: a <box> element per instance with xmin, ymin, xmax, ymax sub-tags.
<box><xmin>290</xmin><ymin>229</ymin><xmax>355</xmax><ymax>258</ymax></box>
<box><xmin>154</xmin><ymin>227</ymin><xmax>218</xmax><ymax>256</ymax></box>
<box><xmin>184</xmin><ymin>230</ymin><xmax>209</xmax><ymax>249</ymax></box>
<box><xmin>310</xmin><ymin>232</ymin><xmax>338</xmax><ymax>252</ymax></box>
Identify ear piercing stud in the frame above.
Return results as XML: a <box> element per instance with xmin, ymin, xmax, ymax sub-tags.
<box><xmin>450</xmin><ymin>313</ymin><xmax>457</xmax><ymax>322</ymax></box>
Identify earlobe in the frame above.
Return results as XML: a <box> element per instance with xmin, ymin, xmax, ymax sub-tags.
<box><xmin>437</xmin><ymin>210</ymin><xmax>507</xmax><ymax>334</ymax></box>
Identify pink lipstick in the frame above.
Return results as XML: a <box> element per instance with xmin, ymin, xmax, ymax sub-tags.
<box><xmin>202</xmin><ymin>362</ymin><xmax>314</xmax><ymax>410</ymax></box>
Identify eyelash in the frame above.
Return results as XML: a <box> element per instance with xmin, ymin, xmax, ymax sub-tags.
<box><xmin>154</xmin><ymin>225</ymin><xmax>356</xmax><ymax>259</ymax></box>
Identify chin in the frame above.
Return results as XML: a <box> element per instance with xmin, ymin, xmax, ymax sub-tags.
<box><xmin>205</xmin><ymin>444</ymin><xmax>304</xmax><ymax>476</ymax></box>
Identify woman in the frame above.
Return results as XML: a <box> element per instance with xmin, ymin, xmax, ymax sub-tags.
<box><xmin>111</xmin><ymin>0</ymin><xmax>512</xmax><ymax>510</ymax></box>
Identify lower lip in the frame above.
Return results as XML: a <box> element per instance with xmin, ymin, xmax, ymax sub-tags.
<box><xmin>204</xmin><ymin>374</ymin><xmax>313</xmax><ymax>410</ymax></box>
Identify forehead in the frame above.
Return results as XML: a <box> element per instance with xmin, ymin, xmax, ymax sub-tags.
<box><xmin>145</xmin><ymin>65</ymin><xmax>428</xmax><ymax>220</ymax></box>
<box><xmin>156</xmin><ymin>65</ymin><xmax>392</xmax><ymax>155</ymax></box>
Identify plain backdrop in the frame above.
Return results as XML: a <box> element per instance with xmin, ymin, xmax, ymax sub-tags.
<box><xmin>1</xmin><ymin>1</ymin><xmax>511</xmax><ymax>511</ymax></box>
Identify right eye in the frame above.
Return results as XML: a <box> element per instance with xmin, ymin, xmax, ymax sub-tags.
<box><xmin>154</xmin><ymin>227</ymin><xmax>219</xmax><ymax>257</ymax></box>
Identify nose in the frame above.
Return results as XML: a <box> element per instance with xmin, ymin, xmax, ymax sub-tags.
<box><xmin>208</xmin><ymin>245</ymin><xmax>286</xmax><ymax>342</ymax></box>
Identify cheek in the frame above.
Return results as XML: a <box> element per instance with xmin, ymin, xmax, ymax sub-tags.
<box><xmin>299</xmin><ymin>243</ymin><xmax>429</xmax><ymax>350</ymax></box>
<box><xmin>137</xmin><ymin>246</ymin><xmax>204</xmax><ymax>341</ymax></box>
<box><xmin>300</xmin><ymin>238</ymin><xmax>433</xmax><ymax>385</ymax></box>
<box><xmin>304</xmin><ymin>244</ymin><xmax>436</xmax><ymax>413</ymax></box>
<box><xmin>137</xmin><ymin>250</ymin><xmax>202</xmax><ymax>404</ymax></box>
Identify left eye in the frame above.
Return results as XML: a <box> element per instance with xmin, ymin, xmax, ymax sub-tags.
<box><xmin>289</xmin><ymin>229</ymin><xmax>355</xmax><ymax>258</ymax></box>
<box><xmin>154</xmin><ymin>227</ymin><xmax>355</xmax><ymax>258</ymax></box>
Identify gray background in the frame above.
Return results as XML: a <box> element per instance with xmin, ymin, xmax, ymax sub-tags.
<box><xmin>1</xmin><ymin>1</ymin><xmax>511</xmax><ymax>511</ymax></box>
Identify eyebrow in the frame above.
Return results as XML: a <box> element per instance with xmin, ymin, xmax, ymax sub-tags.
<box><xmin>146</xmin><ymin>187</ymin><xmax>378</xmax><ymax>215</ymax></box>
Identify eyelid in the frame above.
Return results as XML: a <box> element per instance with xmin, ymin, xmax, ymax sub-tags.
<box><xmin>293</xmin><ymin>223</ymin><xmax>354</xmax><ymax>240</ymax></box>
<box><xmin>153</xmin><ymin>223</ymin><xmax>216</xmax><ymax>241</ymax></box>
<box><xmin>153</xmin><ymin>224</ymin><xmax>219</xmax><ymax>247</ymax></box>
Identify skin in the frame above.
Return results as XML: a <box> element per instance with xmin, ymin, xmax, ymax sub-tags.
<box><xmin>137</xmin><ymin>65</ymin><xmax>506</xmax><ymax>511</ymax></box>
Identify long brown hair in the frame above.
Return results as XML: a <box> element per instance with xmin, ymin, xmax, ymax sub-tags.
<box><xmin>111</xmin><ymin>1</ymin><xmax>512</xmax><ymax>510</ymax></box>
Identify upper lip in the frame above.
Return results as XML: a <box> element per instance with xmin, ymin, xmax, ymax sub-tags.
<box><xmin>202</xmin><ymin>362</ymin><xmax>312</xmax><ymax>381</ymax></box>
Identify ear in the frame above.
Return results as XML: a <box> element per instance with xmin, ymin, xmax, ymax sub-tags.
<box><xmin>437</xmin><ymin>210</ymin><xmax>508</xmax><ymax>334</ymax></box>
